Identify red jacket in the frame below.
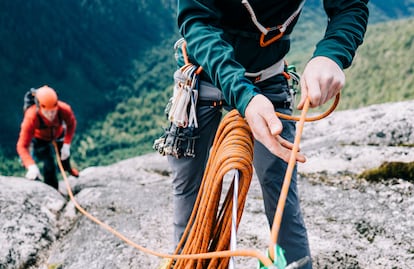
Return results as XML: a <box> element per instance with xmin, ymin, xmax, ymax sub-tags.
<box><xmin>16</xmin><ymin>101</ymin><xmax>77</xmax><ymax>168</ymax></box>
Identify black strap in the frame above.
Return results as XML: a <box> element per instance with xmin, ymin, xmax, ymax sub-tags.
<box><xmin>272</xmin><ymin>100</ymin><xmax>291</xmax><ymax>109</ymax></box>
<box><xmin>197</xmin><ymin>100</ymin><xmax>225</xmax><ymax>107</ymax></box>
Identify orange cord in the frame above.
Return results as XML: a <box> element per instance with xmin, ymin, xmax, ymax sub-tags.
<box><xmin>171</xmin><ymin>110</ymin><xmax>255</xmax><ymax>269</ymax></box>
<box><xmin>53</xmin><ymin>141</ymin><xmax>276</xmax><ymax>268</ymax></box>
<box><xmin>269</xmin><ymin>98</ymin><xmax>310</xmax><ymax>261</ymax></box>
<box><xmin>182</xmin><ymin>42</ymin><xmax>203</xmax><ymax>75</ymax></box>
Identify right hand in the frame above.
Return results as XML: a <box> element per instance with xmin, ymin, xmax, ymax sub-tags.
<box><xmin>26</xmin><ymin>164</ymin><xmax>41</xmax><ymax>180</ymax></box>
<box><xmin>244</xmin><ymin>94</ymin><xmax>306</xmax><ymax>163</ymax></box>
<box><xmin>60</xmin><ymin>143</ymin><xmax>71</xmax><ymax>160</ymax></box>
<box><xmin>297</xmin><ymin>56</ymin><xmax>345</xmax><ymax>109</ymax></box>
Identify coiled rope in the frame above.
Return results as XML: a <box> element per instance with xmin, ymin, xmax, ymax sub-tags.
<box><xmin>172</xmin><ymin>109</ymin><xmax>255</xmax><ymax>269</ymax></box>
<box><xmin>52</xmin><ymin>127</ymin><xmax>273</xmax><ymax>267</ymax></box>
<box><xmin>54</xmin><ymin>94</ymin><xmax>337</xmax><ymax>268</ymax></box>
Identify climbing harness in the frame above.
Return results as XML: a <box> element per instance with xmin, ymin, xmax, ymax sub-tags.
<box><xmin>168</xmin><ymin>65</ymin><xmax>200</xmax><ymax>129</ymax></box>
<box><xmin>153</xmin><ymin>41</ymin><xmax>203</xmax><ymax>158</ymax></box>
<box><xmin>152</xmin><ymin>37</ymin><xmax>339</xmax><ymax>267</ymax></box>
<box><xmin>242</xmin><ymin>0</ymin><xmax>306</xmax><ymax>47</ymax></box>
<box><xmin>245</xmin><ymin>58</ymin><xmax>285</xmax><ymax>83</ymax></box>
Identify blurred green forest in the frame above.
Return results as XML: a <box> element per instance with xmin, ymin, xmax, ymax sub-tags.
<box><xmin>1</xmin><ymin>0</ymin><xmax>414</xmax><ymax>176</ymax></box>
<box><xmin>69</xmin><ymin>18</ymin><xmax>414</xmax><ymax>171</ymax></box>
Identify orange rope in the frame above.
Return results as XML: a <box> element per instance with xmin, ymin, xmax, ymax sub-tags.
<box><xmin>53</xmin><ymin>93</ymin><xmax>334</xmax><ymax>268</ymax></box>
<box><xmin>277</xmin><ymin>94</ymin><xmax>340</xmax><ymax>122</ymax></box>
<box><xmin>269</xmin><ymin>98</ymin><xmax>310</xmax><ymax>261</ymax></box>
<box><xmin>171</xmin><ymin>109</ymin><xmax>255</xmax><ymax>269</ymax></box>
<box><xmin>52</xmin><ymin>141</ymin><xmax>276</xmax><ymax>267</ymax></box>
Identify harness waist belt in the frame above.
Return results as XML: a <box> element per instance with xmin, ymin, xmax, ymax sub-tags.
<box><xmin>198</xmin><ymin>100</ymin><xmax>224</xmax><ymax>107</ymax></box>
<box><xmin>199</xmin><ymin>81</ymin><xmax>225</xmax><ymax>101</ymax></box>
<box><xmin>197</xmin><ymin>78</ymin><xmax>291</xmax><ymax>108</ymax></box>
<box><xmin>245</xmin><ymin>58</ymin><xmax>285</xmax><ymax>83</ymax></box>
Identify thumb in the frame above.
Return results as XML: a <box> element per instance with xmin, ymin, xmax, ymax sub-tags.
<box><xmin>297</xmin><ymin>78</ymin><xmax>308</xmax><ymax>110</ymax></box>
<box><xmin>263</xmin><ymin>110</ymin><xmax>283</xmax><ymax>136</ymax></box>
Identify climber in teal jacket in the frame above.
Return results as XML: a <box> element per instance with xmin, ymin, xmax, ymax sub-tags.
<box><xmin>168</xmin><ymin>0</ymin><xmax>369</xmax><ymax>267</ymax></box>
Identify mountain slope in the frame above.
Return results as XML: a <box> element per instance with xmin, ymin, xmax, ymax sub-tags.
<box><xmin>1</xmin><ymin>1</ymin><xmax>414</xmax><ymax>175</ymax></box>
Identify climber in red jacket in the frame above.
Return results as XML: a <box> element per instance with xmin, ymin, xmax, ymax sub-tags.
<box><xmin>17</xmin><ymin>85</ymin><xmax>79</xmax><ymax>190</ymax></box>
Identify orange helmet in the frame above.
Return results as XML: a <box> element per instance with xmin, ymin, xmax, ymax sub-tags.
<box><xmin>36</xmin><ymin>86</ymin><xmax>58</xmax><ymax>110</ymax></box>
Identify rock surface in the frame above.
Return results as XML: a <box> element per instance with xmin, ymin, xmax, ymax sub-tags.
<box><xmin>1</xmin><ymin>100</ymin><xmax>413</xmax><ymax>269</ymax></box>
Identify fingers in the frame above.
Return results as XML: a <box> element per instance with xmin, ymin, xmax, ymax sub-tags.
<box><xmin>299</xmin><ymin>73</ymin><xmax>322</xmax><ymax>108</ymax></box>
<box><xmin>245</xmin><ymin>94</ymin><xmax>283</xmax><ymax>142</ymax></box>
<box><xmin>298</xmin><ymin>56</ymin><xmax>345</xmax><ymax>109</ymax></box>
<box><xmin>264</xmin><ymin>112</ymin><xmax>283</xmax><ymax>137</ymax></box>
<box><xmin>245</xmin><ymin>95</ymin><xmax>306</xmax><ymax>163</ymax></box>
<box><xmin>296</xmin><ymin>83</ymin><xmax>307</xmax><ymax>110</ymax></box>
<box><xmin>277</xmin><ymin>136</ymin><xmax>306</xmax><ymax>163</ymax></box>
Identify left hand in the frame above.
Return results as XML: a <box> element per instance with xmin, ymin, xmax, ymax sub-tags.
<box><xmin>245</xmin><ymin>94</ymin><xmax>306</xmax><ymax>164</ymax></box>
<box><xmin>297</xmin><ymin>56</ymin><xmax>345</xmax><ymax>109</ymax></box>
<box><xmin>61</xmin><ymin>143</ymin><xmax>71</xmax><ymax>160</ymax></box>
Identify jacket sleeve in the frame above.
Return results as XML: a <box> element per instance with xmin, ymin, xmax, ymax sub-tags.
<box><xmin>59</xmin><ymin>102</ymin><xmax>77</xmax><ymax>144</ymax></box>
<box><xmin>178</xmin><ymin>0</ymin><xmax>258</xmax><ymax>117</ymax></box>
<box><xmin>313</xmin><ymin>0</ymin><xmax>369</xmax><ymax>69</ymax></box>
<box><xmin>16</xmin><ymin>109</ymin><xmax>37</xmax><ymax>168</ymax></box>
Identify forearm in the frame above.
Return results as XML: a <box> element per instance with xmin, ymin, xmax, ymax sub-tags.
<box><xmin>16</xmin><ymin>141</ymin><xmax>35</xmax><ymax>168</ymax></box>
<box><xmin>178</xmin><ymin>0</ymin><xmax>258</xmax><ymax>116</ymax></box>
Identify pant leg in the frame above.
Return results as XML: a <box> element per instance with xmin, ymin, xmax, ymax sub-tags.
<box><xmin>32</xmin><ymin>139</ymin><xmax>59</xmax><ymax>190</ymax></box>
<box><xmin>168</xmin><ymin>105</ymin><xmax>222</xmax><ymax>247</ymax></box>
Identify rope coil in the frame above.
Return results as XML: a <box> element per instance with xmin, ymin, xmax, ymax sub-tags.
<box><xmin>171</xmin><ymin>109</ymin><xmax>255</xmax><ymax>269</ymax></box>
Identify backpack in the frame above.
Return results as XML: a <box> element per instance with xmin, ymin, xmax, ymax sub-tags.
<box><xmin>23</xmin><ymin>88</ymin><xmax>38</xmax><ymax>113</ymax></box>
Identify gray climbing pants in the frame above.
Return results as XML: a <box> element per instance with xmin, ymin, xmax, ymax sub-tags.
<box><xmin>167</xmin><ymin>75</ymin><xmax>312</xmax><ymax>268</ymax></box>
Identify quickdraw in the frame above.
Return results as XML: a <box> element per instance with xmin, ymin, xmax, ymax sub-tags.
<box><xmin>168</xmin><ymin>64</ymin><xmax>200</xmax><ymax>129</ymax></box>
<box><xmin>153</xmin><ymin>40</ymin><xmax>204</xmax><ymax>159</ymax></box>
<box><xmin>284</xmin><ymin>64</ymin><xmax>301</xmax><ymax>110</ymax></box>
<box><xmin>153</xmin><ymin>123</ymin><xmax>198</xmax><ymax>159</ymax></box>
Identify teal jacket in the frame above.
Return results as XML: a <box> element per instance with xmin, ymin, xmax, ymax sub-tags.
<box><xmin>177</xmin><ymin>0</ymin><xmax>369</xmax><ymax>116</ymax></box>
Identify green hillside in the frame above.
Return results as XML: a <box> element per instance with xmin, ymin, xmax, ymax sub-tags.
<box><xmin>287</xmin><ymin>18</ymin><xmax>414</xmax><ymax>110</ymax></box>
<box><xmin>1</xmin><ymin>1</ymin><xmax>414</xmax><ymax>176</ymax></box>
<box><xmin>66</xmin><ymin>18</ymin><xmax>414</xmax><ymax>172</ymax></box>
<box><xmin>342</xmin><ymin>18</ymin><xmax>414</xmax><ymax>109</ymax></box>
